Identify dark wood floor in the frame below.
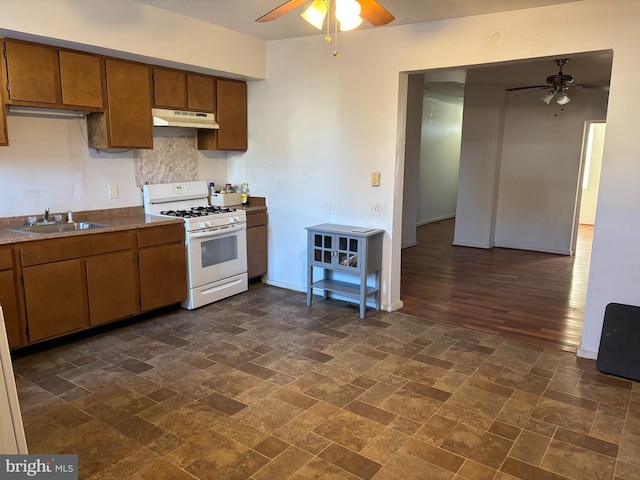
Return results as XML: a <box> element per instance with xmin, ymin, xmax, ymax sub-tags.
<box><xmin>399</xmin><ymin>218</ymin><xmax>593</xmax><ymax>352</ymax></box>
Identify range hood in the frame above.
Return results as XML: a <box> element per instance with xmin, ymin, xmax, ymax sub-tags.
<box><xmin>152</xmin><ymin>108</ymin><xmax>219</xmax><ymax>129</ymax></box>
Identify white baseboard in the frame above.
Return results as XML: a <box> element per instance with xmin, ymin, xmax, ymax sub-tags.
<box><xmin>494</xmin><ymin>242</ymin><xmax>571</xmax><ymax>255</ymax></box>
<box><xmin>417</xmin><ymin>214</ymin><xmax>455</xmax><ymax>227</ymax></box>
<box><xmin>452</xmin><ymin>240</ymin><xmax>492</xmax><ymax>249</ymax></box>
<box><xmin>576</xmin><ymin>347</ymin><xmax>598</xmax><ymax>360</ymax></box>
<box><xmin>264</xmin><ymin>278</ymin><xmax>306</xmax><ymax>293</ymax></box>
<box><xmin>383</xmin><ymin>300</ymin><xmax>404</xmax><ymax>312</ymax></box>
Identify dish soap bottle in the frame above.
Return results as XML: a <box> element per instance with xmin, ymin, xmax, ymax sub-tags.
<box><xmin>241</xmin><ymin>182</ymin><xmax>250</xmax><ymax>205</ymax></box>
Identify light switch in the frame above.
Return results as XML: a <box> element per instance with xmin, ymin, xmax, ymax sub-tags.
<box><xmin>108</xmin><ymin>185</ymin><xmax>119</xmax><ymax>199</ymax></box>
<box><xmin>371</xmin><ymin>172</ymin><xmax>381</xmax><ymax>186</ymax></box>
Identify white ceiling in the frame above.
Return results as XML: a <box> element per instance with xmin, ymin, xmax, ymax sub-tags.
<box><xmin>129</xmin><ymin>0</ymin><xmax>611</xmax><ymax>91</ymax></box>
<box><xmin>132</xmin><ymin>0</ymin><xmax>582</xmax><ymax>41</ymax></box>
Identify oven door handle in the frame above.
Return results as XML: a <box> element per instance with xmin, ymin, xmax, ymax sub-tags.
<box><xmin>189</xmin><ymin>223</ymin><xmax>246</xmax><ymax>239</ymax></box>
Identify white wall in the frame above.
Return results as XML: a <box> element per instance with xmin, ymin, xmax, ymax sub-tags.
<box><xmin>494</xmin><ymin>89</ymin><xmax>608</xmax><ymax>254</ymax></box>
<box><xmin>400</xmin><ymin>75</ymin><xmax>424</xmax><ymax>249</ymax></box>
<box><xmin>417</xmin><ymin>92</ymin><xmax>462</xmax><ymax>225</ymax></box>
<box><xmin>579</xmin><ymin>122</ymin><xmax>605</xmax><ymax>225</ymax></box>
<box><xmin>453</xmin><ymin>86</ymin><xmax>505</xmax><ymax>249</ymax></box>
<box><xmin>0</xmin><ymin>115</ymin><xmax>228</xmax><ymax>217</ymax></box>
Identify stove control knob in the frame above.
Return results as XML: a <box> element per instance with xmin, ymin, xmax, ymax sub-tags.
<box><xmin>199</xmin><ymin>222</ymin><xmax>206</xmax><ymax>229</ymax></box>
<box><xmin>205</xmin><ymin>221</ymin><xmax>211</xmax><ymax>228</ymax></box>
<box><xmin>235</xmin><ymin>216</ymin><xmax>241</xmax><ymax>223</ymax></box>
<box><xmin>228</xmin><ymin>217</ymin><xmax>235</xmax><ymax>224</ymax></box>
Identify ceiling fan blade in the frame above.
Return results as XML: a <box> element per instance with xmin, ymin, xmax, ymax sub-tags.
<box><xmin>256</xmin><ymin>0</ymin><xmax>309</xmax><ymax>22</ymax></box>
<box><xmin>358</xmin><ymin>0</ymin><xmax>395</xmax><ymax>26</ymax></box>
<box><xmin>505</xmin><ymin>85</ymin><xmax>549</xmax><ymax>92</ymax></box>
<box><xmin>571</xmin><ymin>84</ymin><xmax>610</xmax><ymax>91</ymax></box>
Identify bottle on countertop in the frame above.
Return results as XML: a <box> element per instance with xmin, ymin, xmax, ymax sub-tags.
<box><xmin>209</xmin><ymin>182</ymin><xmax>216</xmax><ymax>203</ymax></box>
<box><xmin>241</xmin><ymin>182</ymin><xmax>250</xmax><ymax>205</ymax></box>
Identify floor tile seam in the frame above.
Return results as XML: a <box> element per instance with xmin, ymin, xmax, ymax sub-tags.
<box><xmin>498</xmin><ymin>454</ymin><xmax>571</xmax><ymax>480</ymax></box>
<box><xmin>551</xmin><ymin>426</ymin><xmax>620</xmax><ymax>458</ymax></box>
<box><xmin>316</xmin><ymin>442</ymin><xmax>383</xmax><ymax>480</ymax></box>
<box><xmin>534</xmin><ymin>437</ymin><xmax>617</xmax><ymax>480</ymax></box>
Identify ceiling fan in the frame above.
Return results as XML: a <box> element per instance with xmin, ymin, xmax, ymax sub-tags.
<box><xmin>506</xmin><ymin>59</ymin><xmax>609</xmax><ymax>105</ymax></box>
<box><xmin>256</xmin><ymin>0</ymin><xmax>395</xmax><ymax>27</ymax></box>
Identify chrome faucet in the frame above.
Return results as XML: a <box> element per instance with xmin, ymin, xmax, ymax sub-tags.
<box><xmin>44</xmin><ymin>208</ymin><xmax>50</xmax><ymax>223</ymax></box>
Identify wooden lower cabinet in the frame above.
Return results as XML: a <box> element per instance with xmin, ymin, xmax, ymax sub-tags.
<box><xmin>0</xmin><ymin>269</ymin><xmax>21</xmax><ymax>349</ymax></box>
<box><xmin>10</xmin><ymin>224</ymin><xmax>187</xmax><ymax>349</ymax></box>
<box><xmin>23</xmin><ymin>259</ymin><xmax>87</xmax><ymax>343</ymax></box>
<box><xmin>86</xmin><ymin>250</ymin><xmax>138</xmax><ymax>326</ymax></box>
<box><xmin>139</xmin><ymin>242</ymin><xmax>187</xmax><ymax>312</ymax></box>
<box><xmin>247</xmin><ymin>209</ymin><xmax>268</xmax><ymax>279</ymax></box>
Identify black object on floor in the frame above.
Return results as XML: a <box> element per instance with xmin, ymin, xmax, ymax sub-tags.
<box><xmin>596</xmin><ymin>302</ymin><xmax>640</xmax><ymax>382</ymax></box>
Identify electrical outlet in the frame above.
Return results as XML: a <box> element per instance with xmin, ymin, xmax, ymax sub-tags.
<box><xmin>328</xmin><ymin>202</ymin><xmax>335</xmax><ymax>215</ymax></box>
<box><xmin>371</xmin><ymin>172</ymin><xmax>381</xmax><ymax>186</ymax></box>
<box><xmin>371</xmin><ymin>203</ymin><xmax>380</xmax><ymax>216</ymax></box>
<box><xmin>108</xmin><ymin>185</ymin><xmax>119</xmax><ymax>199</ymax></box>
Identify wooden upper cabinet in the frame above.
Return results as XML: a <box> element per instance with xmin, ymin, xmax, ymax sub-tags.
<box><xmin>198</xmin><ymin>79</ymin><xmax>247</xmax><ymax>151</ymax></box>
<box><xmin>59</xmin><ymin>50</ymin><xmax>103</xmax><ymax>108</ymax></box>
<box><xmin>187</xmin><ymin>74</ymin><xmax>215</xmax><ymax>112</ymax></box>
<box><xmin>153</xmin><ymin>68</ymin><xmax>215</xmax><ymax>112</ymax></box>
<box><xmin>153</xmin><ymin>68</ymin><xmax>187</xmax><ymax>109</ymax></box>
<box><xmin>88</xmin><ymin>59</ymin><xmax>153</xmax><ymax>149</ymax></box>
<box><xmin>3</xmin><ymin>39</ymin><xmax>104</xmax><ymax>111</ymax></box>
<box><xmin>4</xmin><ymin>39</ymin><xmax>59</xmax><ymax>105</ymax></box>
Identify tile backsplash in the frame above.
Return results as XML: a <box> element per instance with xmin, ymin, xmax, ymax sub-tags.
<box><xmin>134</xmin><ymin>134</ymin><xmax>198</xmax><ymax>187</ymax></box>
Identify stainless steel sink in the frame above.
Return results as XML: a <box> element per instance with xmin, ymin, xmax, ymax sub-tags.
<box><xmin>7</xmin><ymin>222</ymin><xmax>108</xmax><ymax>235</ymax></box>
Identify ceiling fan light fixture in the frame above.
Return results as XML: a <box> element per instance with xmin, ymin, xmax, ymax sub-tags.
<box><xmin>541</xmin><ymin>91</ymin><xmax>556</xmax><ymax>105</ymax></box>
<box><xmin>336</xmin><ymin>0</ymin><xmax>363</xmax><ymax>31</ymax></box>
<box><xmin>301</xmin><ymin>0</ymin><xmax>328</xmax><ymax>29</ymax></box>
<box><xmin>556</xmin><ymin>92</ymin><xmax>571</xmax><ymax>105</ymax></box>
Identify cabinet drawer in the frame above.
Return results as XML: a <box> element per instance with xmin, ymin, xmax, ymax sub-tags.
<box><xmin>247</xmin><ymin>211</ymin><xmax>267</xmax><ymax>229</ymax></box>
<box><xmin>0</xmin><ymin>249</ymin><xmax>13</xmax><ymax>270</ymax></box>
<box><xmin>20</xmin><ymin>231</ymin><xmax>131</xmax><ymax>266</ymax></box>
<box><xmin>137</xmin><ymin>224</ymin><xmax>185</xmax><ymax>248</ymax></box>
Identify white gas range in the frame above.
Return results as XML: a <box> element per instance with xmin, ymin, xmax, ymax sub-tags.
<box><xmin>143</xmin><ymin>181</ymin><xmax>248</xmax><ymax>310</ymax></box>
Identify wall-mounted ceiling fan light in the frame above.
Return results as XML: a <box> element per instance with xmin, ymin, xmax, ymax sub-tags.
<box><xmin>301</xmin><ymin>0</ymin><xmax>328</xmax><ymax>29</ymax></box>
<box><xmin>556</xmin><ymin>92</ymin><xmax>571</xmax><ymax>105</ymax></box>
<box><xmin>541</xmin><ymin>91</ymin><xmax>556</xmax><ymax>105</ymax></box>
<box><xmin>336</xmin><ymin>0</ymin><xmax>363</xmax><ymax>31</ymax></box>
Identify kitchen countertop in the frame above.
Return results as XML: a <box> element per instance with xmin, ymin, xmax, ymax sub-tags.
<box><xmin>0</xmin><ymin>207</ymin><xmax>184</xmax><ymax>246</ymax></box>
<box><xmin>229</xmin><ymin>196</ymin><xmax>267</xmax><ymax>214</ymax></box>
<box><xmin>0</xmin><ymin>198</ymin><xmax>267</xmax><ymax>246</ymax></box>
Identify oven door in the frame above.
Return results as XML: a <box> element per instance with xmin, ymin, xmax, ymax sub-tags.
<box><xmin>187</xmin><ymin>223</ymin><xmax>247</xmax><ymax>288</ymax></box>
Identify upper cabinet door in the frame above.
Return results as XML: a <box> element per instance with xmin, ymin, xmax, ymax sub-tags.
<box><xmin>153</xmin><ymin>68</ymin><xmax>187</xmax><ymax>109</ymax></box>
<box><xmin>187</xmin><ymin>74</ymin><xmax>215</xmax><ymax>112</ymax></box>
<box><xmin>4</xmin><ymin>40</ymin><xmax>59</xmax><ymax>104</ymax></box>
<box><xmin>104</xmin><ymin>59</ymin><xmax>153</xmax><ymax>149</ymax></box>
<box><xmin>59</xmin><ymin>50</ymin><xmax>103</xmax><ymax>108</ymax></box>
<box><xmin>217</xmin><ymin>79</ymin><xmax>247</xmax><ymax>151</ymax></box>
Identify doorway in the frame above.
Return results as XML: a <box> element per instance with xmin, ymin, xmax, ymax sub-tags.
<box><xmin>399</xmin><ymin>52</ymin><xmax>612</xmax><ymax>349</ymax></box>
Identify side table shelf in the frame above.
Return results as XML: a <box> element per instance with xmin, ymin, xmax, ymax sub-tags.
<box><xmin>306</xmin><ymin>224</ymin><xmax>384</xmax><ymax>319</ymax></box>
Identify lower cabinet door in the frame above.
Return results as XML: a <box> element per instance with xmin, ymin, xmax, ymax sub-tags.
<box><xmin>0</xmin><ymin>270</ymin><xmax>21</xmax><ymax>349</ymax></box>
<box><xmin>86</xmin><ymin>251</ymin><xmax>138</xmax><ymax>326</ymax></box>
<box><xmin>23</xmin><ymin>259</ymin><xmax>87</xmax><ymax>342</ymax></box>
<box><xmin>247</xmin><ymin>224</ymin><xmax>267</xmax><ymax>279</ymax></box>
<box><xmin>139</xmin><ymin>243</ymin><xmax>187</xmax><ymax>312</ymax></box>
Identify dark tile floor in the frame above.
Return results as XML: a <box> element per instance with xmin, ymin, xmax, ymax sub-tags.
<box><xmin>12</xmin><ymin>285</ymin><xmax>640</xmax><ymax>479</ymax></box>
